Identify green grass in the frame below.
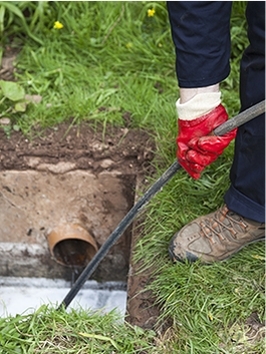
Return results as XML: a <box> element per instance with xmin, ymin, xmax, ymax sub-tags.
<box><xmin>1</xmin><ymin>1</ymin><xmax>177</xmax><ymax>138</ymax></box>
<box><xmin>0</xmin><ymin>306</ymin><xmax>157</xmax><ymax>353</ymax></box>
<box><xmin>0</xmin><ymin>1</ymin><xmax>265</xmax><ymax>353</ymax></box>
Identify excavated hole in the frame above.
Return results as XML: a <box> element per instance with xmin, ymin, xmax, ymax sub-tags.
<box><xmin>0</xmin><ymin>169</ymin><xmax>136</xmax><ymax>317</ymax></box>
<box><xmin>0</xmin><ymin>123</ymin><xmax>157</xmax><ymax>321</ymax></box>
<box><xmin>0</xmin><ymin>170</ymin><xmax>136</xmax><ymax>283</ymax></box>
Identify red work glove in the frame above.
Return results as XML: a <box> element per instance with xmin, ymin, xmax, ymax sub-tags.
<box><xmin>177</xmin><ymin>104</ymin><xmax>237</xmax><ymax>179</ymax></box>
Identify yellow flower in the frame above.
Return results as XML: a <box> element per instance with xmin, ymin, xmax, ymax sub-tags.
<box><xmin>147</xmin><ymin>8</ymin><xmax>155</xmax><ymax>17</ymax></box>
<box><xmin>53</xmin><ymin>21</ymin><xmax>63</xmax><ymax>30</ymax></box>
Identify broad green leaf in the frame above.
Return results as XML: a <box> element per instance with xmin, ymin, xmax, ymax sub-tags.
<box><xmin>14</xmin><ymin>100</ymin><xmax>27</xmax><ymax>112</ymax></box>
<box><xmin>0</xmin><ymin>80</ymin><xmax>25</xmax><ymax>101</ymax></box>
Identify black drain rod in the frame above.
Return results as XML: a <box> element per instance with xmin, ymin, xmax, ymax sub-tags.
<box><xmin>57</xmin><ymin>100</ymin><xmax>265</xmax><ymax>311</ymax></box>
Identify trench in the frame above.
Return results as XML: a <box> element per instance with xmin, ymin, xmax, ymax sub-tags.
<box><xmin>0</xmin><ymin>169</ymin><xmax>136</xmax><ymax>318</ymax></box>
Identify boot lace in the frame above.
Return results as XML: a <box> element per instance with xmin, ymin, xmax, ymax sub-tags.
<box><xmin>200</xmin><ymin>206</ymin><xmax>248</xmax><ymax>242</ymax></box>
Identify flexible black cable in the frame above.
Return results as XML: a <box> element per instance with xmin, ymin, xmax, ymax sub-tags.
<box><xmin>57</xmin><ymin>99</ymin><xmax>265</xmax><ymax>311</ymax></box>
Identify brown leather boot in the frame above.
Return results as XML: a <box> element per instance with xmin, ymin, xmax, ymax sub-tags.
<box><xmin>169</xmin><ymin>205</ymin><xmax>265</xmax><ymax>264</ymax></box>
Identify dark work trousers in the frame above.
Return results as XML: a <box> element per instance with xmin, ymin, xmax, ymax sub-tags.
<box><xmin>167</xmin><ymin>1</ymin><xmax>265</xmax><ymax>222</ymax></box>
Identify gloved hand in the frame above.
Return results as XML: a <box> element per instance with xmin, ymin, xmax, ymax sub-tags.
<box><xmin>177</xmin><ymin>97</ymin><xmax>237</xmax><ymax>179</ymax></box>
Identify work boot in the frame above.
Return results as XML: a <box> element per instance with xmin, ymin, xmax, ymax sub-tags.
<box><xmin>169</xmin><ymin>205</ymin><xmax>265</xmax><ymax>264</ymax></box>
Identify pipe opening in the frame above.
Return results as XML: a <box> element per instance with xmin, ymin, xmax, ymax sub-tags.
<box><xmin>47</xmin><ymin>224</ymin><xmax>98</xmax><ymax>268</ymax></box>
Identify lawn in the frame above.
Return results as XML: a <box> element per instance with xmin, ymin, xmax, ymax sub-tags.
<box><xmin>0</xmin><ymin>1</ymin><xmax>265</xmax><ymax>353</ymax></box>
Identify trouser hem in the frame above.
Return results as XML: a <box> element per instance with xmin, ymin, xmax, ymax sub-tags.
<box><xmin>224</xmin><ymin>185</ymin><xmax>265</xmax><ymax>223</ymax></box>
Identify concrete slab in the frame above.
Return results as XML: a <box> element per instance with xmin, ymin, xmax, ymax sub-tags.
<box><xmin>0</xmin><ymin>277</ymin><xmax>127</xmax><ymax>318</ymax></box>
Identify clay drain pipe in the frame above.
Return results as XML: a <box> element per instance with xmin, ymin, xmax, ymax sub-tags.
<box><xmin>47</xmin><ymin>223</ymin><xmax>98</xmax><ymax>269</ymax></box>
<box><xmin>57</xmin><ymin>100</ymin><xmax>265</xmax><ymax>311</ymax></box>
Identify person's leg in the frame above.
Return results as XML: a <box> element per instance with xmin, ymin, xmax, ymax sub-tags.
<box><xmin>167</xmin><ymin>1</ymin><xmax>232</xmax><ymax>88</ymax></box>
<box><xmin>224</xmin><ymin>1</ymin><xmax>265</xmax><ymax>223</ymax></box>
<box><xmin>169</xmin><ymin>2</ymin><xmax>265</xmax><ymax>263</ymax></box>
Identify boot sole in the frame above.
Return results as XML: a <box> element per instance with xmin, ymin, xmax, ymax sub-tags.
<box><xmin>168</xmin><ymin>236</ymin><xmax>265</xmax><ymax>264</ymax></box>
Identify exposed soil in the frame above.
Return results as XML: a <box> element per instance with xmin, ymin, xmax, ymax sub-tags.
<box><xmin>0</xmin><ymin>124</ymin><xmax>156</xmax><ymax>175</ymax></box>
<box><xmin>0</xmin><ymin>121</ymin><xmax>165</xmax><ymax>329</ymax></box>
<box><xmin>0</xmin><ymin>45</ymin><xmax>166</xmax><ymax>331</ymax></box>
